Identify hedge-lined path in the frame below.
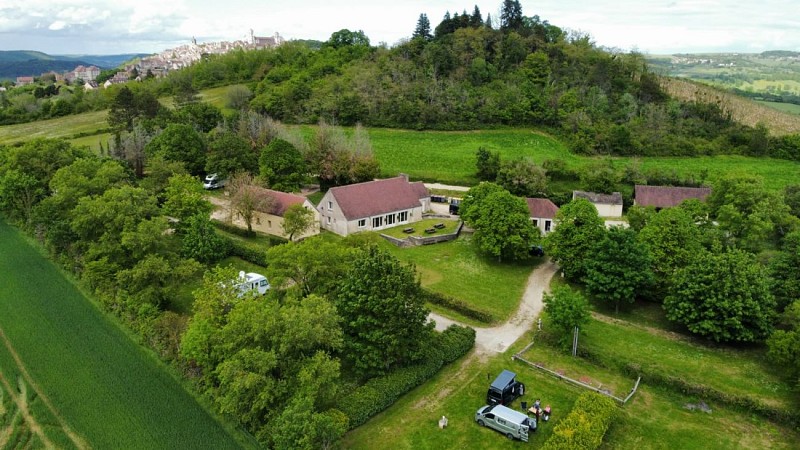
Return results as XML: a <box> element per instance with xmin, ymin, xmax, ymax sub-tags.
<box><xmin>429</xmin><ymin>259</ymin><xmax>559</xmax><ymax>355</ymax></box>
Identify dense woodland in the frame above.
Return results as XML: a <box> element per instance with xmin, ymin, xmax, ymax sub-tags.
<box><xmin>2</xmin><ymin>1</ymin><xmax>800</xmax><ymax>447</ymax></box>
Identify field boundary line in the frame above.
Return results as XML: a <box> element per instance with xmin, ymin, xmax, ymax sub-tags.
<box><xmin>0</xmin><ymin>325</ymin><xmax>90</xmax><ymax>449</ymax></box>
<box><xmin>0</xmin><ymin>368</ymin><xmax>52</xmax><ymax>448</ymax></box>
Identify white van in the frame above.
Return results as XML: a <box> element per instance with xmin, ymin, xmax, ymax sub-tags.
<box><xmin>235</xmin><ymin>271</ymin><xmax>270</xmax><ymax>297</ymax></box>
<box><xmin>475</xmin><ymin>404</ymin><xmax>535</xmax><ymax>442</ymax></box>
<box><xmin>203</xmin><ymin>173</ymin><xmax>226</xmax><ymax>190</ymax></box>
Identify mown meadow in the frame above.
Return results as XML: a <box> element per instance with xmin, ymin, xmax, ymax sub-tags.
<box><xmin>0</xmin><ymin>218</ymin><xmax>252</xmax><ymax>449</ymax></box>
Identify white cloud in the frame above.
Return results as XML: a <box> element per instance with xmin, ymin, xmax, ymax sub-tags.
<box><xmin>0</xmin><ymin>0</ymin><xmax>799</xmax><ymax>54</ymax></box>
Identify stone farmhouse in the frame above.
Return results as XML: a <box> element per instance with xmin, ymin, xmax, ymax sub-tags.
<box><xmin>526</xmin><ymin>198</ymin><xmax>559</xmax><ymax>235</ymax></box>
<box><xmin>634</xmin><ymin>185</ymin><xmax>712</xmax><ymax>210</ymax></box>
<box><xmin>317</xmin><ymin>175</ymin><xmax>431</xmax><ymax>237</ymax></box>
<box><xmin>230</xmin><ymin>187</ymin><xmax>320</xmax><ymax>241</ymax></box>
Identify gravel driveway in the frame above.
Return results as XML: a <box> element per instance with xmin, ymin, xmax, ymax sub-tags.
<box><xmin>428</xmin><ymin>259</ymin><xmax>559</xmax><ymax>355</ymax></box>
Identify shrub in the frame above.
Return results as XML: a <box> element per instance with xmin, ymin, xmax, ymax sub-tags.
<box><xmin>336</xmin><ymin>324</ymin><xmax>475</xmax><ymax>428</ymax></box>
<box><xmin>541</xmin><ymin>392</ymin><xmax>617</xmax><ymax>450</ymax></box>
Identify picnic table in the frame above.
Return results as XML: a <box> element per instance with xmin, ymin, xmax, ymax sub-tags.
<box><xmin>403</xmin><ymin>227</ymin><xmax>415</xmax><ymax>234</ymax></box>
<box><xmin>425</xmin><ymin>228</ymin><xmax>436</xmax><ymax>234</ymax></box>
<box><xmin>433</xmin><ymin>223</ymin><xmax>445</xmax><ymax>229</ymax></box>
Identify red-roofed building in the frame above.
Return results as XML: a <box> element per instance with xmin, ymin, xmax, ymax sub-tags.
<box><xmin>634</xmin><ymin>185</ymin><xmax>712</xmax><ymax>209</ymax></box>
<box><xmin>317</xmin><ymin>175</ymin><xmax>431</xmax><ymax>236</ymax></box>
<box><xmin>229</xmin><ymin>186</ymin><xmax>319</xmax><ymax>240</ymax></box>
<box><xmin>526</xmin><ymin>198</ymin><xmax>559</xmax><ymax>234</ymax></box>
<box><xmin>15</xmin><ymin>76</ymin><xmax>34</xmax><ymax>86</ymax></box>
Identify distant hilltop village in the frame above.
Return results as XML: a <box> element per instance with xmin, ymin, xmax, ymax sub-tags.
<box><xmin>13</xmin><ymin>30</ymin><xmax>284</xmax><ymax>89</ymax></box>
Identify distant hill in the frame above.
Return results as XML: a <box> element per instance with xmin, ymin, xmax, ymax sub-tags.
<box><xmin>0</xmin><ymin>50</ymin><xmax>149</xmax><ymax>80</ymax></box>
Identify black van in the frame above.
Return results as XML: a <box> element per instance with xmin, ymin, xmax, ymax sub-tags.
<box><xmin>487</xmin><ymin>370</ymin><xmax>525</xmax><ymax>406</ymax></box>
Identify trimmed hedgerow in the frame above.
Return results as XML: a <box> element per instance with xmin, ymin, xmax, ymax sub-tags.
<box><xmin>421</xmin><ymin>289</ymin><xmax>494</xmax><ymax>324</ymax></box>
<box><xmin>337</xmin><ymin>325</ymin><xmax>475</xmax><ymax>429</ymax></box>
<box><xmin>541</xmin><ymin>392</ymin><xmax>617</xmax><ymax>450</ymax></box>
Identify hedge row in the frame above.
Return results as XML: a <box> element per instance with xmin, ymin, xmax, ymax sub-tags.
<box><xmin>336</xmin><ymin>325</ymin><xmax>476</xmax><ymax>429</ymax></box>
<box><xmin>621</xmin><ymin>362</ymin><xmax>800</xmax><ymax>429</ymax></box>
<box><xmin>421</xmin><ymin>289</ymin><xmax>494</xmax><ymax>324</ymax></box>
<box><xmin>541</xmin><ymin>392</ymin><xmax>617</xmax><ymax>450</ymax></box>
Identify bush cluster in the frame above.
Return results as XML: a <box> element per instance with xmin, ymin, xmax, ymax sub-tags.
<box><xmin>541</xmin><ymin>392</ymin><xmax>617</xmax><ymax>450</ymax></box>
<box><xmin>336</xmin><ymin>325</ymin><xmax>475</xmax><ymax>428</ymax></box>
<box><xmin>421</xmin><ymin>289</ymin><xmax>494</xmax><ymax>323</ymax></box>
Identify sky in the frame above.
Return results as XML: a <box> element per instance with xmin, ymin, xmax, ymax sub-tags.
<box><xmin>0</xmin><ymin>0</ymin><xmax>798</xmax><ymax>56</ymax></box>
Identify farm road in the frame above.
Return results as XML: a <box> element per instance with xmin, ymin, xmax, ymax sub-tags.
<box><xmin>429</xmin><ymin>259</ymin><xmax>559</xmax><ymax>355</ymax></box>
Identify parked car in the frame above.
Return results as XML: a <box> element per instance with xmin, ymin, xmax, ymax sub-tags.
<box><xmin>475</xmin><ymin>404</ymin><xmax>535</xmax><ymax>441</ymax></box>
<box><xmin>487</xmin><ymin>369</ymin><xmax>525</xmax><ymax>406</ymax></box>
<box><xmin>529</xmin><ymin>245</ymin><xmax>545</xmax><ymax>257</ymax></box>
<box><xmin>203</xmin><ymin>173</ymin><xmax>226</xmax><ymax>190</ymax></box>
<box><xmin>449</xmin><ymin>198</ymin><xmax>461</xmax><ymax>215</ymax></box>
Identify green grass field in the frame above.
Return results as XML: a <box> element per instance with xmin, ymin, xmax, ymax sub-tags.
<box><xmin>373</xmin><ymin>234</ymin><xmax>534</xmax><ymax>324</ymax></box>
<box><xmin>0</xmin><ymin>218</ymin><xmax>251</xmax><ymax>449</ymax></box>
<box><xmin>342</xmin><ymin>330</ymin><xmax>800</xmax><ymax>449</ymax></box>
<box><xmin>0</xmin><ymin>111</ymin><xmax>108</xmax><ymax>145</ymax></box>
<box><xmin>368</xmin><ymin>128</ymin><xmax>800</xmax><ymax>192</ymax></box>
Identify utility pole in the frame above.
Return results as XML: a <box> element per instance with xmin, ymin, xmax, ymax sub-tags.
<box><xmin>572</xmin><ymin>326</ymin><xmax>579</xmax><ymax>357</ymax></box>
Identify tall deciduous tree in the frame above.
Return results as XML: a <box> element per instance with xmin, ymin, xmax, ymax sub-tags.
<box><xmin>335</xmin><ymin>245</ymin><xmax>433</xmax><ymax>378</ymax></box>
<box><xmin>769</xmin><ymin>230</ymin><xmax>800</xmax><ymax>311</ymax></box>
<box><xmin>584</xmin><ymin>227</ymin><xmax>654</xmax><ymax>313</ymax></box>
<box><xmin>145</xmin><ymin>124</ymin><xmax>206</xmax><ymax>176</ymax></box>
<box><xmin>227</xmin><ymin>172</ymin><xmax>273</xmax><ymax>234</ymax></box>
<box><xmin>161</xmin><ymin>173</ymin><xmax>213</xmax><ymax>231</ymax></box>
<box><xmin>282</xmin><ymin>203</ymin><xmax>315</xmax><ymax>242</ymax></box>
<box><xmin>459</xmin><ymin>181</ymin><xmax>506</xmax><ymax>225</ymax></box>
<box><xmin>259</xmin><ymin>138</ymin><xmax>306</xmax><ymax>192</ymax></box>
<box><xmin>206</xmin><ymin>132</ymin><xmax>256</xmax><ymax>178</ymax></box>
<box><xmin>766</xmin><ymin>301</ymin><xmax>800</xmax><ymax>387</ymax></box>
<box><xmin>181</xmin><ymin>214</ymin><xmax>229</xmax><ymax>264</ymax></box>
<box><xmin>266</xmin><ymin>237</ymin><xmax>356</xmax><ymax>297</ymax></box>
<box><xmin>638</xmin><ymin>207</ymin><xmax>704</xmax><ymax>295</ymax></box>
<box><xmin>471</xmin><ymin>189</ymin><xmax>539</xmax><ymax>261</ymax></box>
<box><xmin>546</xmin><ymin>198</ymin><xmax>606</xmax><ymax>280</ymax></box>
<box><xmin>543</xmin><ymin>285</ymin><xmax>591</xmax><ymax>350</ymax></box>
<box><xmin>496</xmin><ymin>157</ymin><xmax>548</xmax><ymax>197</ymax></box>
<box><xmin>664</xmin><ymin>248</ymin><xmax>775</xmax><ymax>343</ymax></box>
<box><xmin>475</xmin><ymin>146</ymin><xmax>500</xmax><ymax>181</ymax></box>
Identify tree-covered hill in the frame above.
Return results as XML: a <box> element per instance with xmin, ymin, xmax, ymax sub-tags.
<box><xmin>172</xmin><ymin>1</ymin><xmax>799</xmax><ymax>161</ymax></box>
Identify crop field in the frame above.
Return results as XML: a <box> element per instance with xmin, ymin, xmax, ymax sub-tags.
<box><xmin>372</xmin><ymin>234</ymin><xmax>534</xmax><ymax>324</ymax></box>
<box><xmin>0</xmin><ymin>219</ymin><xmax>250</xmax><ymax>449</ymax></box>
<box><xmin>0</xmin><ymin>110</ymin><xmax>109</xmax><ymax>145</ymax></box>
<box><xmin>757</xmin><ymin>100</ymin><xmax>800</xmax><ymax>115</ymax></box>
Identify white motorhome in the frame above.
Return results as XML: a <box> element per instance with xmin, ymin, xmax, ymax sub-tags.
<box><xmin>235</xmin><ymin>271</ymin><xmax>270</xmax><ymax>297</ymax></box>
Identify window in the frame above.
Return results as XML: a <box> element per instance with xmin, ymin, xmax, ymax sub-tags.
<box><xmin>327</xmin><ymin>201</ymin><xmax>333</xmax><ymax>210</ymax></box>
<box><xmin>398</xmin><ymin>211</ymin><xmax>408</xmax><ymax>222</ymax></box>
<box><xmin>358</xmin><ymin>219</ymin><xmax>366</xmax><ymax>228</ymax></box>
<box><xmin>385</xmin><ymin>214</ymin><xmax>395</xmax><ymax>225</ymax></box>
<box><xmin>545</xmin><ymin>220</ymin><xmax>552</xmax><ymax>232</ymax></box>
<box><xmin>532</xmin><ymin>219</ymin><xmax>539</xmax><ymax>227</ymax></box>
<box><xmin>268</xmin><ymin>220</ymin><xmax>272</xmax><ymax>228</ymax></box>
<box><xmin>259</xmin><ymin>280</ymin><xmax>268</xmax><ymax>287</ymax></box>
<box><xmin>372</xmin><ymin>216</ymin><xmax>383</xmax><ymax>228</ymax></box>
<box><xmin>256</xmin><ymin>217</ymin><xmax>261</xmax><ymax>225</ymax></box>
<box><xmin>327</xmin><ymin>216</ymin><xmax>331</xmax><ymax>224</ymax></box>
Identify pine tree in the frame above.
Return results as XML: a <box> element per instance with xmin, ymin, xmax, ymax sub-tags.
<box><xmin>500</xmin><ymin>0</ymin><xmax>523</xmax><ymax>31</ymax></box>
<box><xmin>470</xmin><ymin>6</ymin><xmax>483</xmax><ymax>27</ymax></box>
<box><xmin>413</xmin><ymin>13</ymin><xmax>432</xmax><ymax>40</ymax></box>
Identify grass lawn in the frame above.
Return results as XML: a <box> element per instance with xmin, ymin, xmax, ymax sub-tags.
<box><xmin>374</xmin><ymin>234</ymin><xmax>534</xmax><ymax>323</ymax></box>
<box><xmin>0</xmin><ymin>218</ymin><xmax>251</xmax><ymax>449</ymax></box>
<box><xmin>580</xmin><ymin>317</ymin><xmax>795</xmax><ymax>410</ymax></box>
<box><xmin>379</xmin><ymin>218</ymin><xmax>460</xmax><ymax>239</ymax></box>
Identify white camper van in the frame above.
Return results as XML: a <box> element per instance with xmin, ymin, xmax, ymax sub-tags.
<box><xmin>235</xmin><ymin>271</ymin><xmax>270</xmax><ymax>297</ymax></box>
<box><xmin>475</xmin><ymin>404</ymin><xmax>535</xmax><ymax>442</ymax></box>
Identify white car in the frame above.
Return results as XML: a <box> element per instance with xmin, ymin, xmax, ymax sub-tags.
<box><xmin>203</xmin><ymin>173</ymin><xmax>225</xmax><ymax>190</ymax></box>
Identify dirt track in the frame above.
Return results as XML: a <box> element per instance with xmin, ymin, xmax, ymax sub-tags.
<box><xmin>428</xmin><ymin>260</ymin><xmax>559</xmax><ymax>355</ymax></box>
